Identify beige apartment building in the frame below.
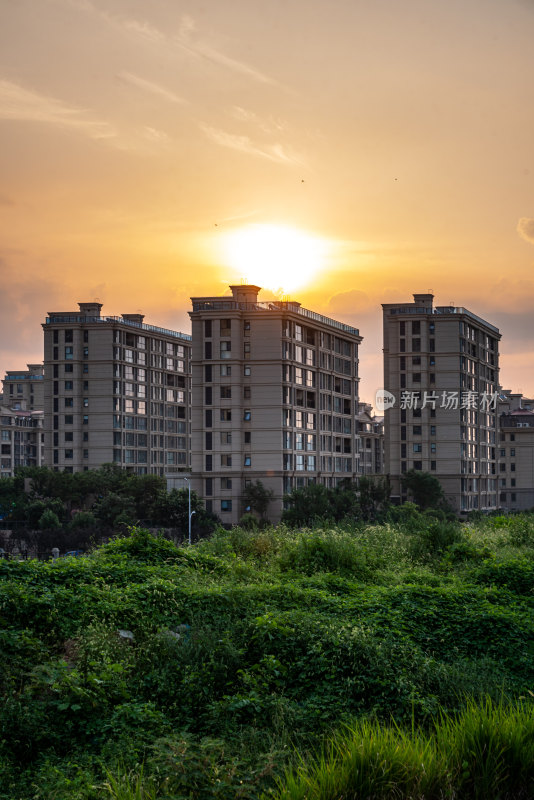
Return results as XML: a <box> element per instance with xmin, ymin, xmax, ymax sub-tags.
<box><xmin>188</xmin><ymin>284</ymin><xmax>363</xmax><ymax>524</ymax></box>
<box><xmin>383</xmin><ymin>293</ymin><xmax>500</xmax><ymax>512</ymax></box>
<box><xmin>498</xmin><ymin>391</ymin><xmax>534</xmax><ymax>511</ymax></box>
<box><xmin>42</xmin><ymin>303</ymin><xmax>191</xmax><ymax>475</ymax></box>
<box><xmin>357</xmin><ymin>402</ymin><xmax>384</xmax><ymax>476</ymax></box>
<box><xmin>2</xmin><ymin>364</ymin><xmax>44</xmax><ymax>411</ymax></box>
<box><xmin>0</xmin><ymin>406</ymin><xmax>44</xmax><ymax>478</ymax></box>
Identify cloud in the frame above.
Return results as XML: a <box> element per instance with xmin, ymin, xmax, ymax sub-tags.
<box><xmin>328</xmin><ymin>289</ymin><xmax>373</xmax><ymax>314</ymax></box>
<box><xmin>200</xmin><ymin>124</ymin><xmax>302</xmax><ymax>165</ymax></box>
<box><xmin>178</xmin><ymin>36</ymin><xmax>276</xmax><ymax>86</ymax></box>
<box><xmin>517</xmin><ymin>217</ymin><xmax>534</xmax><ymax>244</ymax></box>
<box><xmin>142</xmin><ymin>126</ymin><xmax>170</xmax><ymax>144</ymax></box>
<box><xmin>117</xmin><ymin>71</ymin><xmax>185</xmax><ymax>105</ymax></box>
<box><xmin>0</xmin><ymin>79</ymin><xmax>117</xmax><ymax>141</ymax></box>
<box><xmin>123</xmin><ymin>19</ymin><xmax>165</xmax><ymax>43</ymax></box>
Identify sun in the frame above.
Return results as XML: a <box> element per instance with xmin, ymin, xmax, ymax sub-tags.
<box><xmin>220</xmin><ymin>224</ymin><xmax>328</xmax><ymax>294</ymax></box>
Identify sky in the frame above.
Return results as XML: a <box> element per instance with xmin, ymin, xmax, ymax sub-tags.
<box><xmin>1</xmin><ymin>0</ymin><xmax>534</xmax><ymax>404</ymax></box>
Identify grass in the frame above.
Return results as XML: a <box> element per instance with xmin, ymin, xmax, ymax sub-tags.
<box><xmin>1</xmin><ymin>518</ymin><xmax>534</xmax><ymax>799</ymax></box>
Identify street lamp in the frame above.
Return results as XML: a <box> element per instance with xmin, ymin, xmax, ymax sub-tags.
<box><xmin>183</xmin><ymin>476</ymin><xmax>195</xmax><ymax>546</ymax></box>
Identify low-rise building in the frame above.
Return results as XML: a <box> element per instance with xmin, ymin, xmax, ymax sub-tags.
<box><xmin>0</xmin><ymin>406</ymin><xmax>44</xmax><ymax>477</ymax></box>
<box><xmin>498</xmin><ymin>390</ymin><xmax>534</xmax><ymax>511</ymax></box>
<box><xmin>357</xmin><ymin>402</ymin><xmax>384</xmax><ymax>475</ymax></box>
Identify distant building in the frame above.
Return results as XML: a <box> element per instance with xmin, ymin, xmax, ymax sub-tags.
<box><xmin>42</xmin><ymin>303</ymin><xmax>192</xmax><ymax>474</ymax></box>
<box><xmin>2</xmin><ymin>364</ymin><xmax>44</xmax><ymax>411</ymax></box>
<box><xmin>0</xmin><ymin>406</ymin><xmax>44</xmax><ymax>477</ymax></box>
<box><xmin>383</xmin><ymin>293</ymin><xmax>500</xmax><ymax>512</ymax></box>
<box><xmin>357</xmin><ymin>402</ymin><xmax>384</xmax><ymax>475</ymax></box>
<box><xmin>498</xmin><ymin>390</ymin><xmax>534</xmax><ymax>511</ymax></box>
<box><xmin>188</xmin><ymin>284</ymin><xmax>363</xmax><ymax>524</ymax></box>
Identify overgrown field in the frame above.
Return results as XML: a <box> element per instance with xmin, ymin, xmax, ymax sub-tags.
<box><xmin>1</xmin><ymin>511</ymin><xmax>534</xmax><ymax>799</ymax></box>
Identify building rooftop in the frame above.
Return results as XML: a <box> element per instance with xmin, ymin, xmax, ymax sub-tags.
<box><xmin>44</xmin><ymin>314</ymin><xmax>192</xmax><ymax>342</ymax></box>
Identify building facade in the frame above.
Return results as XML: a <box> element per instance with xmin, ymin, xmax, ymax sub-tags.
<box><xmin>498</xmin><ymin>391</ymin><xmax>534</xmax><ymax>511</ymax></box>
<box><xmin>42</xmin><ymin>303</ymin><xmax>191</xmax><ymax>475</ymax></box>
<box><xmin>357</xmin><ymin>402</ymin><xmax>384</xmax><ymax>476</ymax></box>
<box><xmin>383</xmin><ymin>293</ymin><xmax>500</xmax><ymax>512</ymax></box>
<box><xmin>0</xmin><ymin>406</ymin><xmax>44</xmax><ymax>478</ymax></box>
<box><xmin>2</xmin><ymin>364</ymin><xmax>44</xmax><ymax>411</ymax></box>
<box><xmin>189</xmin><ymin>284</ymin><xmax>363</xmax><ymax>524</ymax></box>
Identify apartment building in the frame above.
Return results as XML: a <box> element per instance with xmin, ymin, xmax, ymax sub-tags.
<box><xmin>2</xmin><ymin>364</ymin><xmax>44</xmax><ymax>411</ymax></box>
<box><xmin>0</xmin><ymin>406</ymin><xmax>44</xmax><ymax>477</ymax></box>
<box><xmin>188</xmin><ymin>284</ymin><xmax>363</xmax><ymax>524</ymax></box>
<box><xmin>498</xmin><ymin>391</ymin><xmax>534</xmax><ymax>511</ymax></box>
<box><xmin>357</xmin><ymin>402</ymin><xmax>384</xmax><ymax>476</ymax></box>
<box><xmin>383</xmin><ymin>293</ymin><xmax>500</xmax><ymax>512</ymax></box>
<box><xmin>42</xmin><ymin>303</ymin><xmax>191</xmax><ymax>474</ymax></box>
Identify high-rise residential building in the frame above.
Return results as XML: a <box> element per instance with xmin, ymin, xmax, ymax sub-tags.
<box><xmin>357</xmin><ymin>402</ymin><xmax>384</xmax><ymax>476</ymax></box>
<box><xmin>382</xmin><ymin>293</ymin><xmax>500</xmax><ymax>512</ymax></box>
<box><xmin>42</xmin><ymin>303</ymin><xmax>191</xmax><ymax>474</ymax></box>
<box><xmin>2</xmin><ymin>364</ymin><xmax>44</xmax><ymax>411</ymax></box>
<box><xmin>498</xmin><ymin>390</ymin><xmax>534</xmax><ymax>511</ymax></box>
<box><xmin>188</xmin><ymin>284</ymin><xmax>363</xmax><ymax>524</ymax></box>
<box><xmin>0</xmin><ymin>406</ymin><xmax>44</xmax><ymax>477</ymax></box>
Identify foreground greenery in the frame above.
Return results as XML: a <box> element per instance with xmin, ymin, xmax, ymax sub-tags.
<box><xmin>1</xmin><ymin>510</ymin><xmax>534</xmax><ymax>798</ymax></box>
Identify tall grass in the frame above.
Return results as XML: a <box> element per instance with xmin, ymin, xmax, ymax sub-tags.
<box><xmin>275</xmin><ymin>698</ymin><xmax>534</xmax><ymax>800</ymax></box>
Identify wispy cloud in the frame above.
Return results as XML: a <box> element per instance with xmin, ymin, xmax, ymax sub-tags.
<box><xmin>177</xmin><ymin>34</ymin><xmax>276</xmax><ymax>86</ymax></box>
<box><xmin>117</xmin><ymin>71</ymin><xmax>186</xmax><ymax>105</ymax></box>
<box><xmin>517</xmin><ymin>217</ymin><xmax>534</xmax><ymax>244</ymax></box>
<box><xmin>231</xmin><ymin>106</ymin><xmax>287</xmax><ymax>134</ymax></box>
<box><xmin>0</xmin><ymin>79</ymin><xmax>117</xmax><ymax>141</ymax></box>
<box><xmin>199</xmin><ymin>124</ymin><xmax>302</xmax><ymax>165</ymax></box>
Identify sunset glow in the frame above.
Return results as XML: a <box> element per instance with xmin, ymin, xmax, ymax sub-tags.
<box><xmin>1</xmin><ymin>1</ymin><xmax>534</xmax><ymax>401</ymax></box>
<box><xmin>221</xmin><ymin>224</ymin><xmax>329</xmax><ymax>294</ymax></box>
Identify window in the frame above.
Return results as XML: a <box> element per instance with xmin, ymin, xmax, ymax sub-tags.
<box><xmin>205</xmin><ymin>454</ymin><xmax>212</xmax><ymax>471</ymax></box>
<box><xmin>221</xmin><ymin>455</ymin><xmax>232</xmax><ymax>467</ymax></box>
<box><xmin>244</xmin><ymin>431</ymin><xmax>251</xmax><ymax>444</ymax></box>
<box><xmin>244</xmin><ymin>456</ymin><xmax>251</xmax><ymax>467</ymax></box>
<box><xmin>221</xmin><ymin>432</ymin><xmax>232</xmax><ymax>444</ymax></box>
<box><xmin>220</xmin><ymin>318</ymin><xmax>231</xmax><ymax>336</ymax></box>
<box><xmin>244</xmin><ymin>386</ymin><xmax>251</xmax><ymax>399</ymax></box>
<box><xmin>243</xmin><ymin>409</ymin><xmax>251</xmax><ymax>421</ymax></box>
<box><xmin>65</xmin><ymin>346</ymin><xmax>73</xmax><ymax>360</ymax></box>
<box><xmin>83</xmin><ymin>398</ymin><xmax>89</xmax><ymax>407</ymax></box>
<box><xmin>83</xmin><ymin>347</ymin><xmax>89</xmax><ymax>359</ymax></box>
<box><xmin>221</xmin><ymin>478</ymin><xmax>232</xmax><ymax>490</ymax></box>
<box><xmin>64</xmin><ymin>398</ymin><xmax>74</xmax><ymax>408</ymax></box>
<box><xmin>221</xmin><ymin>499</ymin><xmax>232</xmax><ymax>512</ymax></box>
<box><xmin>205</xmin><ymin>341</ymin><xmax>212</xmax><ymax>359</ymax></box>
<box><xmin>205</xmin><ymin>365</ymin><xmax>212</xmax><ymax>382</ymax></box>
<box><xmin>220</xmin><ymin>341</ymin><xmax>231</xmax><ymax>359</ymax></box>
<box><xmin>244</xmin><ymin>366</ymin><xmax>251</xmax><ymax>376</ymax></box>
<box><xmin>220</xmin><ymin>409</ymin><xmax>232</xmax><ymax>421</ymax></box>
<box><xmin>413</xmin><ymin>443</ymin><xmax>422</xmax><ymax>453</ymax></box>
<box><xmin>243</xmin><ymin>342</ymin><xmax>251</xmax><ymax>358</ymax></box>
<box><xmin>413</xmin><ymin>425</ymin><xmax>422</xmax><ymax>435</ymax></box>
<box><xmin>65</xmin><ymin>329</ymin><xmax>73</xmax><ymax>343</ymax></box>
<box><xmin>64</xmin><ymin>449</ymin><xmax>73</xmax><ymax>459</ymax></box>
<box><xmin>64</xmin><ymin>432</ymin><xmax>73</xmax><ymax>442</ymax></box>
<box><xmin>64</xmin><ymin>381</ymin><xmax>73</xmax><ymax>391</ymax></box>
<box><xmin>220</xmin><ymin>364</ymin><xmax>231</xmax><ymax>376</ymax></box>
<box><xmin>220</xmin><ymin>386</ymin><xmax>232</xmax><ymax>399</ymax></box>
<box><xmin>204</xmin><ymin>320</ymin><xmax>212</xmax><ymax>337</ymax></box>
<box><xmin>83</xmin><ymin>415</ymin><xmax>89</xmax><ymax>425</ymax></box>
<box><xmin>510</xmin><ymin>448</ymin><xmax>516</xmax><ymax>456</ymax></box>
<box><xmin>65</xmin><ymin>415</ymin><xmax>73</xmax><ymax>424</ymax></box>
<box><xmin>431</xmin><ymin>443</ymin><xmax>437</xmax><ymax>453</ymax></box>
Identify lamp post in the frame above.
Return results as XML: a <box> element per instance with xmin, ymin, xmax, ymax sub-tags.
<box><xmin>183</xmin><ymin>476</ymin><xmax>195</xmax><ymax>545</ymax></box>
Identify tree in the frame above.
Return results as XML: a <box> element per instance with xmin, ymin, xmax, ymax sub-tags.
<box><xmin>401</xmin><ymin>470</ymin><xmax>446</xmax><ymax>510</ymax></box>
<box><xmin>243</xmin><ymin>480</ymin><xmax>274</xmax><ymax>523</ymax></box>
<box><xmin>282</xmin><ymin>483</ymin><xmax>334</xmax><ymax>527</ymax></box>
<box><xmin>358</xmin><ymin>476</ymin><xmax>391</xmax><ymax>521</ymax></box>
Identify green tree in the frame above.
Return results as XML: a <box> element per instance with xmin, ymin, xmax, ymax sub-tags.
<box><xmin>282</xmin><ymin>483</ymin><xmax>334</xmax><ymax>527</ymax></box>
<box><xmin>358</xmin><ymin>476</ymin><xmax>391</xmax><ymax>520</ymax></box>
<box><xmin>401</xmin><ymin>470</ymin><xmax>446</xmax><ymax>510</ymax></box>
<box><xmin>243</xmin><ymin>480</ymin><xmax>274</xmax><ymax>523</ymax></box>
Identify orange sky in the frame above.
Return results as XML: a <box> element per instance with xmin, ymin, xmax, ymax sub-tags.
<box><xmin>1</xmin><ymin>0</ymin><xmax>534</xmax><ymax>405</ymax></box>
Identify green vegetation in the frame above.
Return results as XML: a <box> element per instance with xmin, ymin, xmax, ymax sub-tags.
<box><xmin>0</xmin><ymin>466</ymin><xmax>218</xmax><ymax>554</ymax></box>
<box><xmin>1</xmin><ymin>512</ymin><xmax>534</xmax><ymax>798</ymax></box>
